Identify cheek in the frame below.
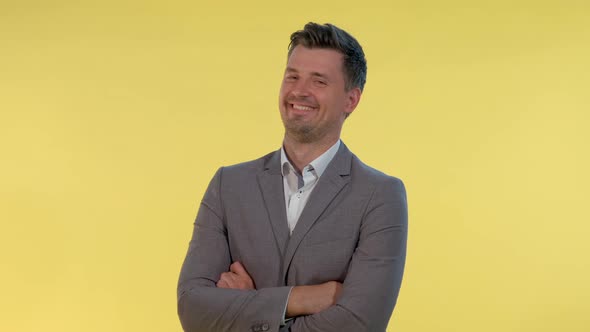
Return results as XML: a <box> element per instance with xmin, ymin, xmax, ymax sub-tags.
<box><xmin>279</xmin><ymin>88</ymin><xmax>291</xmax><ymax>104</ymax></box>
<box><xmin>279</xmin><ymin>81</ymin><xmax>292</xmax><ymax>95</ymax></box>
<box><xmin>323</xmin><ymin>95</ymin><xmax>342</xmax><ymax>110</ymax></box>
<box><xmin>278</xmin><ymin>88</ymin><xmax>287</xmax><ymax>104</ymax></box>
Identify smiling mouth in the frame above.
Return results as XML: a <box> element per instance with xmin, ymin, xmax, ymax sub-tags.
<box><xmin>291</xmin><ymin>104</ymin><xmax>317</xmax><ymax>111</ymax></box>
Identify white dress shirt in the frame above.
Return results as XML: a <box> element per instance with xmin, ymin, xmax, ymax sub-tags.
<box><xmin>280</xmin><ymin>140</ymin><xmax>341</xmax><ymax>234</ymax></box>
<box><xmin>278</xmin><ymin>140</ymin><xmax>341</xmax><ymax>324</ymax></box>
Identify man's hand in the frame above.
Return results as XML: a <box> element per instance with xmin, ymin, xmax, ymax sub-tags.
<box><xmin>286</xmin><ymin>281</ymin><xmax>343</xmax><ymax>317</ymax></box>
<box><xmin>216</xmin><ymin>261</ymin><xmax>256</xmax><ymax>290</ymax></box>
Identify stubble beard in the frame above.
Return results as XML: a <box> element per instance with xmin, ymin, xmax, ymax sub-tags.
<box><xmin>283</xmin><ymin>116</ymin><xmax>342</xmax><ymax>145</ymax></box>
<box><xmin>283</xmin><ymin>120</ymin><xmax>318</xmax><ymax>143</ymax></box>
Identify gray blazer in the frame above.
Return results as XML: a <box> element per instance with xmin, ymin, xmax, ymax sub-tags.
<box><xmin>178</xmin><ymin>143</ymin><xmax>408</xmax><ymax>332</ymax></box>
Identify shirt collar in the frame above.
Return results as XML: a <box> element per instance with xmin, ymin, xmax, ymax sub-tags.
<box><xmin>280</xmin><ymin>140</ymin><xmax>341</xmax><ymax>178</ymax></box>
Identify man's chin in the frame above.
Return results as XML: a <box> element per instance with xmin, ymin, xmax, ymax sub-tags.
<box><xmin>284</xmin><ymin>125</ymin><xmax>320</xmax><ymax>143</ymax></box>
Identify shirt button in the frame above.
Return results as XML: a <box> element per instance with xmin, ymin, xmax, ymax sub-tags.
<box><xmin>262</xmin><ymin>323</ymin><xmax>269</xmax><ymax>331</ymax></box>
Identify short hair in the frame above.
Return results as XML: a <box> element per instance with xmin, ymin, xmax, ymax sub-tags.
<box><xmin>288</xmin><ymin>22</ymin><xmax>367</xmax><ymax>92</ymax></box>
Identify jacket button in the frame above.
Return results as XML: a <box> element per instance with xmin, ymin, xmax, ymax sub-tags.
<box><xmin>262</xmin><ymin>323</ymin><xmax>269</xmax><ymax>331</ymax></box>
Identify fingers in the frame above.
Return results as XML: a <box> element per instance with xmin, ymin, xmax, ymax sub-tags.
<box><xmin>230</xmin><ymin>261</ymin><xmax>248</xmax><ymax>276</ymax></box>
<box><xmin>216</xmin><ymin>277</ymin><xmax>230</xmax><ymax>288</ymax></box>
<box><xmin>217</xmin><ymin>271</ymin><xmax>238</xmax><ymax>288</ymax></box>
<box><xmin>332</xmin><ymin>281</ymin><xmax>343</xmax><ymax>302</ymax></box>
<box><xmin>230</xmin><ymin>262</ymin><xmax>255</xmax><ymax>289</ymax></box>
<box><xmin>216</xmin><ymin>262</ymin><xmax>255</xmax><ymax>290</ymax></box>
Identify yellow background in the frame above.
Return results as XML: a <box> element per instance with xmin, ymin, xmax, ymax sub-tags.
<box><xmin>1</xmin><ymin>0</ymin><xmax>589</xmax><ymax>331</ymax></box>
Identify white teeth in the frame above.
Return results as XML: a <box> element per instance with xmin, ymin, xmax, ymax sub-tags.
<box><xmin>293</xmin><ymin>104</ymin><xmax>314</xmax><ymax>111</ymax></box>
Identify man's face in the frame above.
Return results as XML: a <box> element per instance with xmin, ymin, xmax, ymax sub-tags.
<box><xmin>279</xmin><ymin>46</ymin><xmax>360</xmax><ymax>144</ymax></box>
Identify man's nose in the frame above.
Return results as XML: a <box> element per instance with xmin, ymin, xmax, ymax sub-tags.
<box><xmin>291</xmin><ymin>78</ymin><xmax>311</xmax><ymax>97</ymax></box>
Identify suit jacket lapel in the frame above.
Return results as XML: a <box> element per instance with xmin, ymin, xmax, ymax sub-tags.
<box><xmin>282</xmin><ymin>143</ymin><xmax>353</xmax><ymax>279</ymax></box>
<box><xmin>257</xmin><ymin>150</ymin><xmax>290</xmax><ymax>259</ymax></box>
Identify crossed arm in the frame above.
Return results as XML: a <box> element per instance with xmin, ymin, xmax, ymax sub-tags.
<box><xmin>217</xmin><ymin>261</ymin><xmax>343</xmax><ymax>318</ymax></box>
<box><xmin>177</xmin><ymin>169</ymin><xmax>408</xmax><ymax>332</ymax></box>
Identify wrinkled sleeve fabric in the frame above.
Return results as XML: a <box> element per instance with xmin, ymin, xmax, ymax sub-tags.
<box><xmin>177</xmin><ymin>168</ymin><xmax>291</xmax><ymax>332</ymax></box>
<box><xmin>284</xmin><ymin>176</ymin><xmax>408</xmax><ymax>332</ymax></box>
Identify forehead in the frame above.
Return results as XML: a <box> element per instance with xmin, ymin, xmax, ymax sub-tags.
<box><xmin>286</xmin><ymin>46</ymin><xmax>344</xmax><ymax>77</ymax></box>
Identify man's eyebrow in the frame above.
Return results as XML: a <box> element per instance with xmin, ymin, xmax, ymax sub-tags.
<box><xmin>311</xmin><ymin>72</ymin><xmax>330</xmax><ymax>80</ymax></box>
<box><xmin>284</xmin><ymin>67</ymin><xmax>300</xmax><ymax>74</ymax></box>
<box><xmin>285</xmin><ymin>67</ymin><xmax>330</xmax><ymax>80</ymax></box>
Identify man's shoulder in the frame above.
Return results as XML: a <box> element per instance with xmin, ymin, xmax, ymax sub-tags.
<box><xmin>218</xmin><ymin>149</ymin><xmax>279</xmax><ymax>177</ymax></box>
<box><xmin>349</xmin><ymin>152</ymin><xmax>405</xmax><ymax>191</ymax></box>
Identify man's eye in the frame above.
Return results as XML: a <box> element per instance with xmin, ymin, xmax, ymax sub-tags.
<box><xmin>315</xmin><ymin>80</ymin><xmax>327</xmax><ymax>86</ymax></box>
<box><xmin>285</xmin><ymin>75</ymin><xmax>298</xmax><ymax>81</ymax></box>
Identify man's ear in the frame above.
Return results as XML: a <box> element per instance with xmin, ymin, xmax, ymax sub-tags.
<box><xmin>344</xmin><ymin>87</ymin><xmax>362</xmax><ymax>117</ymax></box>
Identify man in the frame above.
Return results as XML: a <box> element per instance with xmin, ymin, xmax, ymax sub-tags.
<box><xmin>178</xmin><ymin>22</ymin><xmax>408</xmax><ymax>332</ymax></box>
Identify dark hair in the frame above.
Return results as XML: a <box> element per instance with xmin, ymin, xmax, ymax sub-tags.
<box><xmin>288</xmin><ymin>22</ymin><xmax>367</xmax><ymax>92</ymax></box>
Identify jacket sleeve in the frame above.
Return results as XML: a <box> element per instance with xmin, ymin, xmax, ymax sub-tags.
<box><xmin>177</xmin><ymin>168</ymin><xmax>292</xmax><ymax>332</ymax></box>
<box><xmin>285</xmin><ymin>177</ymin><xmax>408</xmax><ymax>332</ymax></box>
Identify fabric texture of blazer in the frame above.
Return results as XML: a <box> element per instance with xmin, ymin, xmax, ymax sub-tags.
<box><xmin>178</xmin><ymin>142</ymin><xmax>408</xmax><ymax>332</ymax></box>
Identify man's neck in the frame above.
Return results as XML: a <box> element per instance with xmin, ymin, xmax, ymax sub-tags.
<box><xmin>282</xmin><ymin>135</ymin><xmax>340</xmax><ymax>174</ymax></box>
